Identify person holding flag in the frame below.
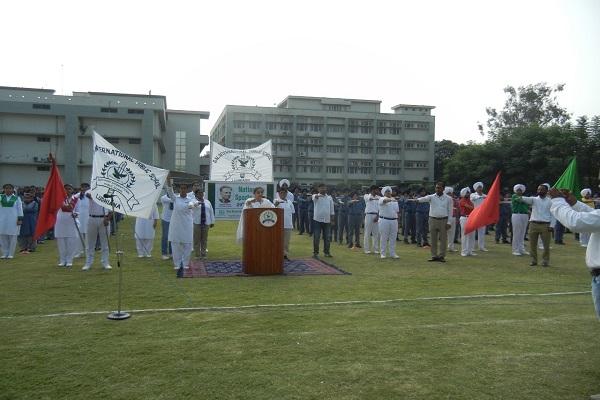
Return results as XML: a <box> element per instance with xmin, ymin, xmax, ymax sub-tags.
<box><xmin>54</xmin><ymin>184</ymin><xmax>81</xmax><ymax>268</ymax></box>
<box><xmin>459</xmin><ymin>187</ymin><xmax>476</xmax><ymax>257</ymax></box>
<box><xmin>33</xmin><ymin>154</ymin><xmax>67</xmax><ymax>248</ymax></box>
<box><xmin>0</xmin><ymin>183</ymin><xmax>23</xmax><ymax>259</ymax></box>
<box><xmin>464</xmin><ymin>172</ymin><xmax>502</xmax><ymax>256</ymax></box>
<box><xmin>470</xmin><ymin>182</ymin><xmax>488</xmax><ymax>252</ymax></box>
<box><xmin>511</xmin><ymin>184</ymin><xmax>530</xmax><ymax>256</ymax></box>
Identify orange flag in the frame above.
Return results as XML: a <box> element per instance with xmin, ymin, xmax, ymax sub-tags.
<box><xmin>34</xmin><ymin>154</ymin><xmax>67</xmax><ymax>240</ymax></box>
<box><xmin>464</xmin><ymin>171</ymin><xmax>501</xmax><ymax>235</ymax></box>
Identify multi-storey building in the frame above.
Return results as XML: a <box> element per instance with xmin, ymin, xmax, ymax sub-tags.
<box><xmin>0</xmin><ymin>86</ymin><xmax>210</xmax><ymax>186</ymax></box>
<box><xmin>210</xmin><ymin>95</ymin><xmax>435</xmax><ymax>186</ymax></box>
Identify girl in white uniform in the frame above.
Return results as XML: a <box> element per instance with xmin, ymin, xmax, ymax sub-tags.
<box><xmin>0</xmin><ymin>183</ymin><xmax>23</xmax><ymax>259</ymax></box>
<box><xmin>166</xmin><ymin>179</ymin><xmax>199</xmax><ymax>269</ymax></box>
<box><xmin>135</xmin><ymin>205</ymin><xmax>160</xmax><ymax>257</ymax></box>
<box><xmin>378</xmin><ymin>186</ymin><xmax>399</xmax><ymax>259</ymax></box>
<box><xmin>54</xmin><ymin>184</ymin><xmax>80</xmax><ymax>267</ymax></box>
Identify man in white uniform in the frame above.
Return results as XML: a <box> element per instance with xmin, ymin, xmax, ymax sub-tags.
<box><xmin>160</xmin><ymin>191</ymin><xmax>174</xmax><ymax>260</ymax></box>
<box><xmin>54</xmin><ymin>184</ymin><xmax>80</xmax><ymax>267</ymax></box>
<box><xmin>73</xmin><ymin>183</ymin><xmax>90</xmax><ymax>257</ymax></box>
<box><xmin>135</xmin><ymin>205</ymin><xmax>160</xmax><ymax>257</ymax></box>
<box><xmin>275</xmin><ymin>188</ymin><xmax>295</xmax><ymax>260</ymax></box>
<box><xmin>444</xmin><ymin>186</ymin><xmax>458</xmax><ymax>252</ymax></box>
<box><xmin>166</xmin><ymin>179</ymin><xmax>199</xmax><ymax>270</ymax></box>
<box><xmin>470</xmin><ymin>182</ymin><xmax>488</xmax><ymax>252</ymax></box>
<box><xmin>0</xmin><ymin>183</ymin><xmax>23</xmax><ymax>259</ymax></box>
<box><xmin>82</xmin><ymin>191</ymin><xmax>112</xmax><ymax>271</ymax></box>
<box><xmin>363</xmin><ymin>185</ymin><xmax>380</xmax><ymax>254</ymax></box>
<box><xmin>511</xmin><ymin>184</ymin><xmax>529</xmax><ymax>256</ymax></box>
<box><xmin>312</xmin><ymin>184</ymin><xmax>335</xmax><ymax>259</ymax></box>
<box><xmin>378</xmin><ymin>186</ymin><xmax>399</xmax><ymax>259</ymax></box>
<box><xmin>275</xmin><ymin>179</ymin><xmax>295</xmax><ymax>202</ymax></box>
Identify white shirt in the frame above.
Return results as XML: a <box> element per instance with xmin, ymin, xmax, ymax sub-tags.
<box><xmin>135</xmin><ymin>205</ymin><xmax>160</xmax><ymax>239</ymax></box>
<box><xmin>378</xmin><ymin>197</ymin><xmax>399</xmax><ymax>219</ymax></box>
<box><xmin>277</xmin><ymin>199</ymin><xmax>295</xmax><ymax>229</ymax></box>
<box><xmin>551</xmin><ymin>198</ymin><xmax>600</xmax><ymax>269</ymax></box>
<box><xmin>236</xmin><ymin>197</ymin><xmax>275</xmax><ymax>243</ymax></box>
<box><xmin>275</xmin><ymin>191</ymin><xmax>295</xmax><ymax>202</ymax></box>
<box><xmin>166</xmin><ymin>186</ymin><xmax>199</xmax><ymax>243</ymax></box>
<box><xmin>73</xmin><ymin>193</ymin><xmax>90</xmax><ymax>233</ymax></box>
<box><xmin>520</xmin><ymin>195</ymin><xmax>552</xmax><ymax>222</ymax></box>
<box><xmin>0</xmin><ymin>194</ymin><xmax>23</xmax><ymax>235</ymax></box>
<box><xmin>160</xmin><ymin>194</ymin><xmax>173</xmax><ymax>222</ymax></box>
<box><xmin>86</xmin><ymin>190</ymin><xmax>109</xmax><ymax>216</ymax></box>
<box><xmin>470</xmin><ymin>192</ymin><xmax>487</xmax><ymax>208</ymax></box>
<box><xmin>192</xmin><ymin>199</ymin><xmax>215</xmax><ymax>225</ymax></box>
<box><xmin>364</xmin><ymin>194</ymin><xmax>380</xmax><ymax>214</ymax></box>
<box><xmin>312</xmin><ymin>194</ymin><xmax>335</xmax><ymax>223</ymax></box>
<box><xmin>417</xmin><ymin>193</ymin><xmax>453</xmax><ymax>218</ymax></box>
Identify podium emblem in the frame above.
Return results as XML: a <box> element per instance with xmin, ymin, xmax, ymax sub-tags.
<box><xmin>259</xmin><ymin>210</ymin><xmax>278</xmax><ymax>227</ymax></box>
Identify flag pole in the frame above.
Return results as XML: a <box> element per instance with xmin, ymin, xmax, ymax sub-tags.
<box><xmin>107</xmin><ymin>198</ymin><xmax>130</xmax><ymax>320</ymax></box>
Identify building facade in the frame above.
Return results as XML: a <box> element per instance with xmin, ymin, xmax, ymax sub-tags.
<box><xmin>210</xmin><ymin>96</ymin><xmax>435</xmax><ymax>186</ymax></box>
<box><xmin>0</xmin><ymin>87</ymin><xmax>210</xmax><ymax>186</ymax></box>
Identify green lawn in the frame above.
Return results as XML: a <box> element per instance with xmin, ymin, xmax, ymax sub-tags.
<box><xmin>1</xmin><ymin>219</ymin><xmax>598</xmax><ymax>399</ymax></box>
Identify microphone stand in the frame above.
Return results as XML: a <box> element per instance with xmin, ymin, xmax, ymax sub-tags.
<box><xmin>105</xmin><ymin>194</ymin><xmax>130</xmax><ymax>320</ymax></box>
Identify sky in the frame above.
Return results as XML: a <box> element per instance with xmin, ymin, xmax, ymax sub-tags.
<box><xmin>2</xmin><ymin>0</ymin><xmax>599</xmax><ymax>144</ymax></box>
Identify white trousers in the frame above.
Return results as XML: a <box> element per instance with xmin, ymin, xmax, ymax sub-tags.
<box><xmin>136</xmin><ymin>239</ymin><xmax>154</xmax><ymax>257</ymax></box>
<box><xmin>172</xmin><ymin>241</ymin><xmax>192</xmax><ymax>269</ymax></box>
<box><xmin>476</xmin><ymin>226</ymin><xmax>486</xmax><ymax>250</ymax></box>
<box><xmin>379</xmin><ymin>219</ymin><xmax>398</xmax><ymax>257</ymax></box>
<box><xmin>0</xmin><ymin>234</ymin><xmax>18</xmax><ymax>258</ymax></box>
<box><xmin>580</xmin><ymin>232</ymin><xmax>590</xmax><ymax>246</ymax></box>
<box><xmin>57</xmin><ymin>237</ymin><xmax>78</xmax><ymax>264</ymax></box>
<box><xmin>460</xmin><ymin>217</ymin><xmax>475</xmax><ymax>256</ymax></box>
<box><xmin>364</xmin><ymin>214</ymin><xmax>380</xmax><ymax>252</ymax></box>
<box><xmin>511</xmin><ymin>214</ymin><xmax>528</xmax><ymax>254</ymax></box>
<box><xmin>86</xmin><ymin>217</ymin><xmax>110</xmax><ymax>267</ymax></box>
<box><xmin>448</xmin><ymin>217</ymin><xmax>457</xmax><ymax>250</ymax></box>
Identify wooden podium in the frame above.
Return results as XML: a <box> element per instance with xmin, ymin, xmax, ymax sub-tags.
<box><xmin>242</xmin><ymin>208</ymin><xmax>284</xmax><ymax>275</ymax></box>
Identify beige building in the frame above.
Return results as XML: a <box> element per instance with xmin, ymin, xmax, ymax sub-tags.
<box><xmin>0</xmin><ymin>86</ymin><xmax>210</xmax><ymax>186</ymax></box>
<box><xmin>210</xmin><ymin>95</ymin><xmax>435</xmax><ymax>186</ymax></box>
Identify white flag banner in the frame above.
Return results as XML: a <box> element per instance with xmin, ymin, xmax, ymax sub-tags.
<box><xmin>91</xmin><ymin>131</ymin><xmax>168</xmax><ymax>218</ymax></box>
<box><xmin>209</xmin><ymin>140</ymin><xmax>273</xmax><ymax>182</ymax></box>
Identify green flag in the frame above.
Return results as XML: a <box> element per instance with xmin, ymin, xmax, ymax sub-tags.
<box><xmin>553</xmin><ymin>157</ymin><xmax>581</xmax><ymax>199</ymax></box>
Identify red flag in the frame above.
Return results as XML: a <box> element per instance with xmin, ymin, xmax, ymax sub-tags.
<box><xmin>464</xmin><ymin>172</ymin><xmax>501</xmax><ymax>235</ymax></box>
<box><xmin>34</xmin><ymin>155</ymin><xmax>67</xmax><ymax>240</ymax></box>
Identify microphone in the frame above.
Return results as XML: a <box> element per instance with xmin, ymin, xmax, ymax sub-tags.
<box><xmin>103</xmin><ymin>194</ymin><xmax>116</xmax><ymax>198</ymax></box>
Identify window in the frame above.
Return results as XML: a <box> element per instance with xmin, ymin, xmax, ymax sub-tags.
<box><xmin>248</xmin><ymin>121</ymin><xmax>261</xmax><ymax>129</ymax></box>
<box><xmin>326</xmin><ymin>145</ymin><xmax>343</xmax><ymax>153</ymax></box>
<box><xmin>326</xmin><ymin>166</ymin><xmax>344</xmax><ymax>173</ymax></box>
<box><xmin>128</xmin><ymin>109</ymin><xmax>144</xmax><ymax>114</ymax></box>
<box><xmin>106</xmin><ymin>137</ymin><xmax>120</xmax><ymax>144</ymax></box>
<box><xmin>33</xmin><ymin>104</ymin><xmax>50</xmax><ymax>110</ymax></box>
<box><xmin>37</xmin><ymin>137</ymin><xmax>51</xmax><ymax>142</ymax></box>
<box><xmin>327</xmin><ymin>125</ymin><xmax>344</xmax><ymax>133</ymax></box>
<box><xmin>327</xmin><ymin>104</ymin><xmax>344</xmax><ymax>111</ymax></box>
<box><xmin>175</xmin><ymin>131</ymin><xmax>186</xmax><ymax>171</ymax></box>
<box><xmin>129</xmin><ymin>138</ymin><xmax>141</xmax><ymax>144</ymax></box>
<box><xmin>101</xmin><ymin>107</ymin><xmax>118</xmax><ymax>113</ymax></box>
<box><xmin>37</xmin><ymin>166</ymin><xmax>50</xmax><ymax>171</ymax></box>
<box><xmin>234</xmin><ymin>120</ymin><xmax>245</xmax><ymax>129</ymax></box>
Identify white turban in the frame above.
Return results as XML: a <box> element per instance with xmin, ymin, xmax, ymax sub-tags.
<box><xmin>473</xmin><ymin>182</ymin><xmax>484</xmax><ymax>191</ymax></box>
<box><xmin>444</xmin><ymin>186</ymin><xmax>453</xmax><ymax>195</ymax></box>
<box><xmin>581</xmin><ymin>188</ymin><xmax>592</xmax><ymax>197</ymax></box>
<box><xmin>542</xmin><ymin>183</ymin><xmax>551</xmax><ymax>189</ymax></box>
<box><xmin>278</xmin><ymin>179</ymin><xmax>290</xmax><ymax>187</ymax></box>
<box><xmin>460</xmin><ymin>187</ymin><xmax>471</xmax><ymax>197</ymax></box>
<box><xmin>513</xmin><ymin>184</ymin><xmax>526</xmax><ymax>193</ymax></box>
<box><xmin>381</xmin><ymin>186</ymin><xmax>392</xmax><ymax>195</ymax></box>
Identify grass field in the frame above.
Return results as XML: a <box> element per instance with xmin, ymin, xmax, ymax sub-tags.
<box><xmin>1</xmin><ymin>219</ymin><xmax>599</xmax><ymax>400</ymax></box>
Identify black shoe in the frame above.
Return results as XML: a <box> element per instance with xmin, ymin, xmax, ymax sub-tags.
<box><xmin>423</xmin><ymin>243</ymin><xmax>431</xmax><ymax>247</ymax></box>
<box><xmin>355</xmin><ymin>244</ymin><xmax>362</xmax><ymax>248</ymax></box>
<box><xmin>427</xmin><ymin>257</ymin><xmax>439</xmax><ymax>262</ymax></box>
<box><xmin>530</xmin><ymin>261</ymin><xmax>537</xmax><ymax>266</ymax></box>
<box><xmin>324</xmin><ymin>253</ymin><xmax>333</xmax><ymax>258</ymax></box>
<box><xmin>495</xmin><ymin>239</ymin><xmax>500</xmax><ymax>244</ymax></box>
<box><xmin>438</xmin><ymin>257</ymin><xmax>446</xmax><ymax>263</ymax></box>
<box><xmin>348</xmin><ymin>244</ymin><xmax>353</xmax><ymax>248</ymax></box>
<box><xmin>502</xmin><ymin>240</ymin><xmax>510</xmax><ymax>244</ymax></box>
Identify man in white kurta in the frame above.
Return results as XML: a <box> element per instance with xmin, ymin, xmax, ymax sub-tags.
<box><xmin>135</xmin><ymin>205</ymin><xmax>159</xmax><ymax>257</ymax></box>
<box><xmin>54</xmin><ymin>185</ymin><xmax>80</xmax><ymax>267</ymax></box>
<box><xmin>363</xmin><ymin>185</ymin><xmax>381</xmax><ymax>254</ymax></box>
<box><xmin>167</xmin><ymin>182</ymin><xmax>199</xmax><ymax>269</ymax></box>
<box><xmin>0</xmin><ymin>184</ymin><xmax>23</xmax><ymax>259</ymax></box>
<box><xmin>470</xmin><ymin>182</ymin><xmax>488</xmax><ymax>252</ymax></box>
<box><xmin>549</xmin><ymin>188</ymin><xmax>600</xmax><ymax>319</ymax></box>
<box><xmin>378</xmin><ymin>186</ymin><xmax>399</xmax><ymax>259</ymax></box>
<box><xmin>82</xmin><ymin>191</ymin><xmax>112</xmax><ymax>271</ymax></box>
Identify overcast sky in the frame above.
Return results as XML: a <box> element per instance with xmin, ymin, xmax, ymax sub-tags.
<box><xmin>2</xmin><ymin>0</ymin><xmax>598</xmax><ymax>144</ymax></box>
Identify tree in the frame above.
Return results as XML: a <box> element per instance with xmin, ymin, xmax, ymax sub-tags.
<box><xmin>434</xmin><ymin>140</ymin><xmax>461</xmax><ymax>182</ymax></box>
<box><xmin>484</xmin><ymin>83</ymin><xmax>571</xmax><ymax>139</ymax></box>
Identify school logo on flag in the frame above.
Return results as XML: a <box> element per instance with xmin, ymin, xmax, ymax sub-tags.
<box><xmin>91</xmin><ymin>132</ymin><xmax>168</xmax><ymax>218</ymax></box>
<box><xmin>210</xmin><ymin>141</ymin><xmax>273</xmax><ymax>182</ymax></box>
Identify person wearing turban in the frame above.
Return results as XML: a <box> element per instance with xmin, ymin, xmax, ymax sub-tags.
<box><xmin>377</xmin><ymin>186</ymin><xmax>399</xmax><ymax>259</ymax></box>
<box><xmin>459</xmin><ymin>187</ymin><xmax>476</xmax><ymax>257</ymax></box>
<box><xmin>470</xmin><ymin>182</ymin><xmax>488</xmax><ymax>252</ymax></box>
<box><xmin>580</xmin><ymin>188</ymin><xmax>594</xmax><ymax>247</ymax></box>
<box><xmin>444</xmin><ymin>186</ymin><xmax>459</xmax><ymax>252</ymax></box>
<box><xmin>511</xmin><ymin>184</ymin><xmax>529</xmax><ymax>256</ymax></box>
